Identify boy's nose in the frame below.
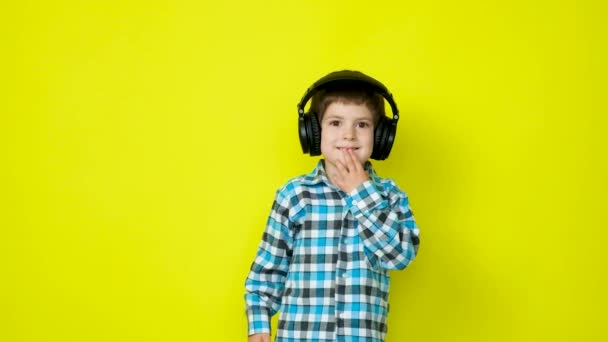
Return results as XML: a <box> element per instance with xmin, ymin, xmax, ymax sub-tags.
<box><xmin>342</xmin><ymin>126</ymin><xmax>355</xmax><ymax>140</ymax></box>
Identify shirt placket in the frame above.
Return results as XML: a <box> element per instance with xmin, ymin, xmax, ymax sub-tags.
<box><xmin>334</xmin><ymin>202</ymin><xmax>353</xmax><ymax>341</ymax></box>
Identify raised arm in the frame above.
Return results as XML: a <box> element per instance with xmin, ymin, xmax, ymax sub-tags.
<box><xmin>329</xmin><ymin>149</ymin><xmax>420</xmax><ymax>270</ymax></box>
<box><xmin>347</xmin><ymin>180</ymin><xmax>420</xmax><ymax>270</ymax></box>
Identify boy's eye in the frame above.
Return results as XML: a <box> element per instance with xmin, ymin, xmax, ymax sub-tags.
<box><xmin>357</xmin><ymin>122</ymin><xmax>371</xmax><ymax>128</ymax></box>
<box><xmin>329</xmin><ymin>120</ymin><xmax>340</xmax><ymax>126</ymax></box>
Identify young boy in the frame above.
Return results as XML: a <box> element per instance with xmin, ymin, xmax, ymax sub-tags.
<box><xmin>244</xmin><ymin>70</ymin><xmax>420</xmax><ymax>342</ymax></box>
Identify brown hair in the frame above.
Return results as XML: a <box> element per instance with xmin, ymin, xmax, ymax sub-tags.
<box><xmin>310</xmin><ymin>86</ymin><xmax>385</xmax><ymax>126</ymax></box>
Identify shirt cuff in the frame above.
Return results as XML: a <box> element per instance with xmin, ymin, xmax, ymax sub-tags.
<box><xmin>247</xmin><ymin>306</ymin><xmax>271</xmax><ymax>335</ymax></box>
<box><xmin>346</xmin><ymin>180</ymin><xmax>385</xmax><ymax>213</ymax></box>
<box><xmin>347</xmin><ymin>181</ymin><xmax>396</xmax><ymax>246</ymax></box>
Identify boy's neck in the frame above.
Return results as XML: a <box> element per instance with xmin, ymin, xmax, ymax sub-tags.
<box><xmin>322</xmin><ymin>159</ymin><xmax>339</xmax><ymax>187</ymax></box>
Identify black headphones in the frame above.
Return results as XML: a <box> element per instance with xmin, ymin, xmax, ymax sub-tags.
<box><xmin>297</xmin><ymin>70</ymin><xmax>400</xmax><ymax>160</ymax></box>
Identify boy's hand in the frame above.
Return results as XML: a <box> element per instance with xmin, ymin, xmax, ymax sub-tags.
<box><xmin>248</xmin><ymin>333</ymin><xmax>270</xmax><ymax>342</ymax></box>
<box><xmin>331</xmin><ymin>148</ymin><xmax>369</xmax><ymax>193</ymax></box>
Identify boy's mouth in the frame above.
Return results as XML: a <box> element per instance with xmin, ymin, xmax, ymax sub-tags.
<box><xmin>337</xmin><ymin>147</ymin><xmax>359</xmax><ymax>151</ymax></box>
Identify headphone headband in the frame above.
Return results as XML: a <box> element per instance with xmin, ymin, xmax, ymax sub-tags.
<box><xmin>297</xmin><ymin>70</ymin><xmax>399</xmax><ymax>122</ymax></box>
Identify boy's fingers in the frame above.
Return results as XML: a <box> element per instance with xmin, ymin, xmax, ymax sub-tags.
<box><xmin>346</xmin><ymin>148</ymin><xmax>361</xmax><ymax>173</ymax></box>
<box><xmin>335</xmin><ymin>160</ymin><xmax>348</xmax><ymax>177</ymax></box>
<box><xmin>328</xmin><ymin>169</ymin><xmax>338</xmax><ymax>182</ymax></box>
<box><xmin>340</xmin><ymin>150</ymin><xmax>349</xmax><ymax>171</ymax></box>
<box><xmin>343</xmin><ymin>149</ymin><xmax>353</xmax><ymax>170</ymax></box>
<box><xmin>346</xmin><ymin>148</ymin><xmax>360</xmax><ymax>172</ymax></box>
<box><xmin>338</xmin><ymin>151</ymin><xmax>350</xmax><ymax>173</ymax></box>
<box><xmin>334</xmin><ymin>161</ymin><xmax>349</xmax><ymax>191</ymax></box>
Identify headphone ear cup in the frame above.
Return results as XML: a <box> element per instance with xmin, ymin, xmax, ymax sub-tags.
<box><xmin>372</xmin><ymin>117</ymin><xmax>398</xmax><ymax>160</ymax></box>
<box><xmin>298</xmin><ymin>115</ymin><xmax>310</xmax><ymax>153</ymax></box>
<box><xmin>384</xmin><ymin>121</ymin><xmax>397</xmax><ymax>159</ymax></box>
<box><xmin>308</xmin><ymin>112</ymin><xmax>322</xmax><ymax>156</ymax></box>
<box><xmin>372</xmin><ymin>117</ymin><xmax>388</xmax><ymax>160</ymax></box>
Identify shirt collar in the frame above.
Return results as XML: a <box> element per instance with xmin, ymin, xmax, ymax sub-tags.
<box><xmin>302</xmin><ymin>159</ymin><xmax>383</xmax><ymax>189</ymax></box>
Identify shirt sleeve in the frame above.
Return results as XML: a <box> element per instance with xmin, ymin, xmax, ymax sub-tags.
<box><xmin>244</xmin><ymin>189</ymin><xmax>294</xmax><ymax>336</ymax></box>
<box><xmin>346</xmin><ymin>180</ymin><xmax>420</xmax><ymax>271</ymax></box>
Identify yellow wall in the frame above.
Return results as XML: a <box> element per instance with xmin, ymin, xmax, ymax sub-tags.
<box><xmin>3</xmin><ymin>1</ymin><xmax>607</xmax><ymax>341</ymax></box>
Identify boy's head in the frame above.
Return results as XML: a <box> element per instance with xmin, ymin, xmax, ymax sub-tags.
<box><xmin>297</xmin><ymin>70</ymin><xmax>399</xmax><ymax>161</ymax></box>
<box><xmin>310</xmin><ymin>86</ymin><xmax>386</xmax><ymax>167</ymax></box>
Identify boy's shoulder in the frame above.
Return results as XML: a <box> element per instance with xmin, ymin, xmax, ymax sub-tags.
<box><xmin>274</xmin><ymin>168</ymin><xmax>320</xmax><ymax>197</ymax></box>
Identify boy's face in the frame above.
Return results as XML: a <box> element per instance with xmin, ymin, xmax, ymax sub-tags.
<box><xmin>320</xmin><ymin>101</ymin><xmax>375</xmax><ymax>169</ymax></box>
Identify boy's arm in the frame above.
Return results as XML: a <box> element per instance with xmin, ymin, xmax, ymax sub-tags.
<box><xmin>244</xmin><ymin>190</ymin><xmax>294</xmax><ymax>336</ymax></box>
<box><xmin>331</xmin><ymin>150</ymin><xmax>420</xmax><ymax>271</ymax></box>
<box><xmin>347</xmin><ymin>180</ymin><xmax>420</xmax><ymax>271</ymax></box>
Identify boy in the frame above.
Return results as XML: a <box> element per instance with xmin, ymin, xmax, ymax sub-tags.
<box><xmin>245</xmin><ymin>70</ymin><xmax>420</xmax><ymax>342</ymax></box>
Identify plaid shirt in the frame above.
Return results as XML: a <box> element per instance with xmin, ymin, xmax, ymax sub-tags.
<box><xmin>245</xmin><ymin>160</ymin><xmax>420</xmax><ymax>341</ymax></box>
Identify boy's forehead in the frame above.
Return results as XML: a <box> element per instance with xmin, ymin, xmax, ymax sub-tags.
<box><xmin>323</xmin><ymin>102</ymin><xmax>374</xmax><ymax>120</ymax></box>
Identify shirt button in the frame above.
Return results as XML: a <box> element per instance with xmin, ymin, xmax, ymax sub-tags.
<box><xmin>342</xmin><ymin>272</ymin><xmax>348</xmax><ymax>278</ymax></box>
<box><xmin>352</xmin><ymin>200</ymin><xmax>358</xmax><ymax>206</ymax></box>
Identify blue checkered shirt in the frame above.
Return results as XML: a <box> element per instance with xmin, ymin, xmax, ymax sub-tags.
<box><xmin>245</xmin><ymin>160</ymin><xmax>420</xmax><ymax>341</ymax></box>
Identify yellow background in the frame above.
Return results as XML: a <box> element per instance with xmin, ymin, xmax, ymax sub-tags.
<box><xmin>3</xmin><ymin>0</ymin><xmax>607</xmax><ymax>341</ymax></box>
